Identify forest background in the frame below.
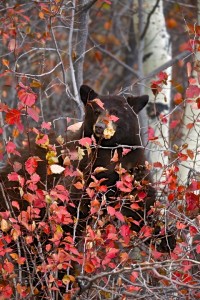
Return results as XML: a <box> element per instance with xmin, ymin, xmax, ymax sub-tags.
<box><xmin>0</xmin><ymin>0</ymin><xmax>200</xmax><ymax>299</ymax></box>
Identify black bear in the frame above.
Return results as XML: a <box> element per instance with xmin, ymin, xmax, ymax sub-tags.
<box><xmin>76</xmin><ymin>85</ymin><xmax>176</xmax><ymax>252</ymax></box>
<box><xmin>78</xmin><ymin>85</ymin><xmax>155</xmax><ymax>232</ymax></box>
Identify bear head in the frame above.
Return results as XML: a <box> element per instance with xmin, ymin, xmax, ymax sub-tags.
<box><xmin>80</xmin><ymin>85</ymin><xmax>149</xmax><ymax>147</ymax></box>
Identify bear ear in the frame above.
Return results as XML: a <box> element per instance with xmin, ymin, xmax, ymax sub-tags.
<box><xmin>127</xmin><ymin>95</ymin><xmax>149</xmax><ymax>114</ymax></box>
<box><xmin>80</xmin><ymin>85</ymin><xmax>98</xmax><ymax>105</ymax></box>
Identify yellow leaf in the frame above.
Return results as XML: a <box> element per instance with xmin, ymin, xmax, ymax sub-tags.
<box><xmin>30</xmin><ymin>80</ymin><xmax>42</xmax><ymax>88</ymax></box>
<box><xmin>111</xmin><ymin>149</ymin><xmax>119</xmax><ymax>162</ymax></box>
<box><xmin>45</xmin><ymin>194</ymin><xmax>53</xmax><ymax>204</ymax></box>
<box><xmin>46</xmin><ymin>151</ymin><xmax>58</xmax><ymax>165</ymax></box>
<box><xmin>1</xmin><ymin>219</ymin><xmax>11</xmax><ymax>232</ymax></box>
<box><xmin>103</xmin><ymin>123</ymin><xmax>115</xmax><ymax>139</ymax></box>
<box><xmin>77</xmin><ymin>147</ymin><xmax>85</xmax><ymax>161</ymax></box>
<box><xmin>93</xmin><ymin>167</ymin><xmax>108</xmax><ymax>174</ymax></box>
<box><xmin>12</xmin><ymin>229</ymin><xmax>20</xmax><ymax>240</ymax></box>
<box><xmin>10</xmin><ymin>253</ymin><xmax>19</xmax><ymax>260</ymax></box>
<box><xmin>25</xmin><ymin>26</ymin><xmax>31</xmax><ymax>34</ymax></box>
<box><xmin>12</xmin><ymin>127</ymin><xmax>19</xmax><ymax>138</ymax></box>
<box><xmin>35</xmin><ymin>134</ymin><xmax>49</xmax><ymax>149</ymax></box>
<box><xmin>62</xmin><ymin>275</ymin><xmax>75</xmax><ymax>285</ymax></box>
<box><xmin>2</xmin><ymin>58</ymin><xmax>9</xmax><ymax>68</ymax></box>
<box><xmin>56</xmin><ymin>224</ymin><xmax>63</xmax><ymax>233</ymax></box>
<box><xmin>56</xmin><ymin>135</ymin><xmax>64</xmax><ymax>145</ymax></box>
<box><xmin>63</xmin><ymin>156</ymin><xmax>71</xmax><ymax>166</ymax></box>
<box><xmin>39</xmin><ymin>11</ymin><xmax>45</xmax><ymax>19</ymax></box>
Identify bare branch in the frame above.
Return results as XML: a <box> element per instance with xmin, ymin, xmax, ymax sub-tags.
<box><xmin>140</xmin><ymin>0</ymin><xmax>161</xmax><ymax>40</ymax></box>
<box><xmin>89</xmin><ymin>36</ymin><xmax>140</xmax><ymax>77</ymax></box>
<box><xmin>49</xmin><ymin>16</ymin><xmax>66</xmax><ymax>85</ymax></box>
<box><xmin>144</xmin><ymin>50</ymin><xmax>192</xmax><ymax>80</ymax></box>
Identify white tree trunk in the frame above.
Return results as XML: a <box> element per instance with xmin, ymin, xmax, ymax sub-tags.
<box><xmin>134</xmin><ymin>0</ymin><xmax>171</xmax><ymax>182</ymax></box>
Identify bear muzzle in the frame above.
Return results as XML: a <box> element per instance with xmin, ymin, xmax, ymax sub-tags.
<box><xmin>94</xmin><ymin>122</ymin><xmax>105</xmax><ymax>137</ymax></box>
<box><xmin>93</xmin><ymin>120</ymin><xmax>116</xmax><ymax>139</ymax></box>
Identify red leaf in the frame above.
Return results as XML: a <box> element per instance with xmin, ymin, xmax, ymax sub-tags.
<box><xmin>130</xmin><ymin>271</ymin><xmax>139</xmax><ymax>283</ymax></box>
<box><xmin>8</xmin><ymin>39</ymin><xmax>17</xmax><ymax>51</ymax></box>
<box><xmin>50</xmin><ymin>185</ymin><xmax>69</xmax><ymax>202</ymax></box>
<box><xmin>25</xmin><ymin>157</ymin><xmax>38</xmax><ymax>175</ymax></box>
<box><xmin>151</xmin><ymin>82</ymin><xmax>162</xmax><ymax>96</ymax></box>
<box><xmin>18</xmin><ymin>88</ymin><xmax>37</xmax><ymax>106</ymax></box>
<box><xmin>153</xmin><ymin>162</ymin><xmax>163</xmax><ymax>168</ymax></box>
<box><xmin>178</xmin><ymin>153</ymin><xmax>188</xmax><ymax>161</ymax></box>
<box><xmin>148</xmin><ymin>126</ymin><xmax>157</xmax><ymax>140</ymax></box>
<box><xmin>107</xmin><ymin>206</ymin><xmax>115</xmax><ymax>216</ymax></box>
<box><xmin>176</xmin><ymin>221</ymin><xmax>186</xmax><ymax>229</ymax></box>
<box><xmin>0</xmin><ymin>103</ymin><xmax>9</xmax><ymax>112</ymax></box>
<box><xmin>4</xmin><ymin>260</ymin><xmax>14</xmax><ymax>273</ymax></box>
<box><xmin>196</xmin><ymin>244</ymin><xmax>200</xmax><ymax>254</ymax></box>
<box><xmin>139</xmin><ymin>225</ymin><xmax>153</xmax><ymax>238</ymax></box>
<box><xmin>5</xmin><ymin>109</ymin><xmax>21</xmax><ymax>125</ymax></box>
<box><xmin>27</xmin><ymin>107</ymin><xmax>39</xmax><ymax>122</ymax></box>
<box><xmin>41</xmin><ymin>122</ymin><xmax>51</xmax><ymax>130</ymax></box>
<box><xmin>158</xmin><ymin>71</ymin><xmax>168</xmax><ymax>82</ymax></box>
<box><xmin>138</xmin><ymin>191</ymin><xmax>147</xmax><ymax>199</ymax></box>
<box><xmin>29</xmin><ymin>173</ymin><xmax>40</xmax><ymax>183</ymax></box>
<box><xmin>92</xmin><ymin>98</ymin><xmax>104</xmax><ymax>109</ymax></box>
<box><xmin>196</xmin><ymin>98</ymin><xmax>200</xmax><ymax>109</ymax></box>
<box><xmin>152</xmin><ymin>250</ymin><xmax>163</xmax><ymax>259</ymax></box>
<box><xmin>186</xmin><ymin>85</ymin><xmax>200</xmax><ymax>99</ymax></box>
<box><xmin>73</xmin><ymin>181</ymin><xmax>83</xmax><ymax>190</ymax></box>
<box><xmin>188</xmin><ymin>180</ymin><xmax>200</xmax><ymax>191</ymax></box>
<box><xmin>174</xmin><ymin>93</ymin><xmax>183</xmax><ymax>104</ymax></box>
<box><xmin>6</xmin><ymin>141</ymin><xmax>20</xmax><ymax>156</ymax></box>
<box><xmin>186</xmin><ymin>123</ymin><xmax>194</xmax><ymax>129</ymax></box>
<box><xmin>115</xmin><ymin>211</ymin><xmax>125</xmax><ymax>222</ymax></box>
<box><xmin>170</xmin><ymin>120</ymin><xmax>180</xmax><ymax>129</ymax></box>
<box><xmin>7</xmin><ymin>172</ymin><xmax>19</xmax><ymax>181</ymax></box>
<box><xmin>12</xmin><ymin>201</ymin><xmax>20</xmax><ymax>210</ymax></box>
<box><xmin>116</xmin><ymin>179</ymin><xmax>132</xmax><ymax>193</ymax></box>
<box><xmin>106</xmin><ymin>248</ymin><xmax>119</xmax><ymax>259</ymax></box>
<box><xmin>120</xmin><ymin>224</ymin><xmax>131</xmax><ymax>244</ymax></box>
<box><xmin>189</xmin><ymin>225</ymin><xmax>198</xmax><ymax>236</ymax></box>
<box><xmin>79</xmin><ymin>137</ymin><xmax>92</xmax><ymax>146</ymax></box>
<box><xmin>130</xmin><ymin>202</ymin><xmax>140</xmax><ymax>210</ymax></box>
<box><xmin>109</xmin><ymin>115</ymin><xmax>119</xmax><ymax>122</ymax></box>
<box><xmin>17</xmin><ymin>257</ymin><xmax>26</xmax><ymax>265</ymax></box>
<box><xmin>122</xmin><ymin>148</ymin><xmax>131</xmax><ymax>156</ymax></box>
<box><xmin>186</xmin><ymin>192</ymin><xmax>199</xmax><ymax>211</ymax></box>
<box><xmin>84</xmin><ymin>262</ymin><xmax>95</xmax><ymax>273</ymax></box>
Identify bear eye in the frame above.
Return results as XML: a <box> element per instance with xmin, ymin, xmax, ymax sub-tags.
<box><xmin>94</xmin><ymin>110</ymin><xmax>100</xmax><ymax>116</ymax></box>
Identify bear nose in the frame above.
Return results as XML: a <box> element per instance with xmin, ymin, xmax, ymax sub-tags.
<box><xmin>94</xmin><ymin>123</ymin><xmax>105</xmax><ymax>135</ymax></box>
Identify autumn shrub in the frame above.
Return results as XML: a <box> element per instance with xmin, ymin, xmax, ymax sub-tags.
<box><xmin>0</xmin><ymin>78</ymin><xmax>200</xmax><ymax>300</ymax></box>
